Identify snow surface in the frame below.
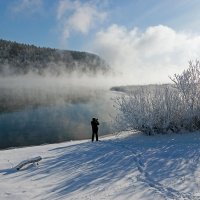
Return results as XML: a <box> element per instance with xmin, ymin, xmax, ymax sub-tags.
<box><xmin>1</xmin><ymin>131</ymin><xmax>200</xmax><ymax>200</ymax></box>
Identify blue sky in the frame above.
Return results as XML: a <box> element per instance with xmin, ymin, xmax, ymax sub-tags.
<box><xmin>1</xmin><ymin>0</ymin><xmax>200</xmax><ymax>50</ymax></box>
<box><xmin>1</xmin><ymin>0</ymin><xmax>200</xmax><ymax>84</ymax></box>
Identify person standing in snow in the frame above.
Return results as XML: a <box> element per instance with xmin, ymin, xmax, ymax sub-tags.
<box><xmin>91</xmin><ymin>118</ymin><xmax>99</xmax><ymax>142</ymax></box>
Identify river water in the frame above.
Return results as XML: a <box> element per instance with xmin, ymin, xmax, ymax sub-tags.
<box><xmin>0</xmin><ymin>87</ymin><xmax>117</xmax><ymax>149</ymax></box>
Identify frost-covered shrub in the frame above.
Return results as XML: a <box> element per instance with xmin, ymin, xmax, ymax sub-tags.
<box><xmin>114</xmin><ymin>60</ymin><xmax>200</xmax><ymax>134</ymax></box>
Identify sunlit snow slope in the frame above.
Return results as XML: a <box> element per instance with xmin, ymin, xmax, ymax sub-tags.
<box><xmin>1</xmin><ymin>132</ymin><xmax>200</xmax><ymax>200</ymax></box>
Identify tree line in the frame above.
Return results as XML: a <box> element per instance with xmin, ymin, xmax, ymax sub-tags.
<box><xmin>0</xmin><ymin>39</ymin><xmax>109</xmax><ymax>76</ymax></box>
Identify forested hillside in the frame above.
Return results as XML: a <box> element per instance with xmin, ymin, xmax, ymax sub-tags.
<box><xmin>0</xmin><ymin>39</ymin><xmax>109</xmax><ymax>75</ymax></box>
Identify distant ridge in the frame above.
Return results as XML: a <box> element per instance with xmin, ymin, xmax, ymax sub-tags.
<box><xmin>110</xmin><ymin>84</ymin><xmax>173</xmax><ymax>93</ymax></box>
<box><xmin>0</xmin><ymin>39</ymin><xmax>110</xmax><ymax>76</ymax></box>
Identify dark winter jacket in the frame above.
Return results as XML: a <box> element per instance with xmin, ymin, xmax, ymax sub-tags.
<box><xmin>91</xmin><ymin>118</ymin><xmax>99</xmax><ymax>133</ymax></box>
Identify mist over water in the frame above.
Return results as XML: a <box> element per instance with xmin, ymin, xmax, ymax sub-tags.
<box><xmin>0</xmin><ymin>73</ymin><xmax>118</xmax><ymax>149</ymax></box>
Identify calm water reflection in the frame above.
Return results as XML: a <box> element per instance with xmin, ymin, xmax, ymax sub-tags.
<box><xmin>0</xmin><ymin>90</ymin><xmax>116</xmax><ymax>149</ymax></box>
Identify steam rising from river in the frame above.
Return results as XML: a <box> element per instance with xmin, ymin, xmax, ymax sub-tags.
<box><xmin>0</xmin><ymin>71</ymin><xmax>119</xmax><ymax>149</ymax></box>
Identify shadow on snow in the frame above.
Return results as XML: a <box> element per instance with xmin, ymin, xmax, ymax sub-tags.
<box><xmin>2</xmin><ymin>132</ymin><xmax>200</xmax><ymax>199</ymax></box>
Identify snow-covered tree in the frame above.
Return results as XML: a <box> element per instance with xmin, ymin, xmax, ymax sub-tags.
<box><xmin>114</xmin><ymin>60</ymin><xmax>200</xmax><ymax>134</ymax></box>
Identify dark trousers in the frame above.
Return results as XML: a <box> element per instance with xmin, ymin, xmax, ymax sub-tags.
<box><xmin>92</xmin><ymin>131</ymin><xmax>98</xmax><ymax>142</ymax></box>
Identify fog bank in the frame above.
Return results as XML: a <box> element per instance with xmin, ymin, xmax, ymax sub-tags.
<box><xmin>92</xmin><ymin>25</ymin><xmax>200</xmax><ymax>85</ymax></box>
<box><xmin>0</xmin><ymin>71</ymin><xmax>119</xmax><ymax>149</ymax></box>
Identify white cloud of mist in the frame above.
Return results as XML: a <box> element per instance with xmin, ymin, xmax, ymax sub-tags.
<box><xmin>10</xmin><ymin>0</ymin><xmax>43</xmax><ymax>15</ymax></box>
<box><xmin>57</xmin><ymin>0</ymin><xmax>107</xmax><ymax>43</ymax></box>
<box><xmin>92</xmin><ymin>24</ymin><xmax>200</xmax><ymax>85</ymax></box>
<box><xmin>0</xmin><ymin>72</ymin><xmax>116</xmax><ymax>143</ymax></box>
<box><xmin>0</xmin><ymin>71</ymin><xmax>114</xmax><ymax>91</ymax></box>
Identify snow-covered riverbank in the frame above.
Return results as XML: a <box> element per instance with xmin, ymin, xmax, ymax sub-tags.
<box><xmin>1</xmin><ymin>131</ymin><xmax>200</xmax><ymax>200</ymax></box>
